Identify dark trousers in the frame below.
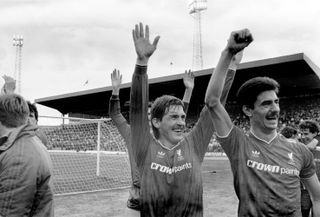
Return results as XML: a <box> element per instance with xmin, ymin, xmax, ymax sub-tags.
<box><xmin>301</xmin><ymin>188</ymin><xmax>312</xmax><ymax>217</ymax></box>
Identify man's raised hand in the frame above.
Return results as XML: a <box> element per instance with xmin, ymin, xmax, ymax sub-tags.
<box><xmin>226</xmin><ymin>29</ymin><xmax>253</xmax><ymax>55</ymax></box>
<box><xmin>183</xmin><ymin>70</ymin><xmax>195</xmax><ymax>90</ymax></box>
<box><xmin>1</xmin><ymin>75</ymin><xmax>16</xmax><ymax>95</ymax></box>
<box><xmin>111</xmin><ymin>69</ymin><xmax>122</xmax><ymax>95</ymax></box>
<box><xmin>132</xmin><ymin>23</ymin><xmax>160</xmax><ymax>65</ymax></box>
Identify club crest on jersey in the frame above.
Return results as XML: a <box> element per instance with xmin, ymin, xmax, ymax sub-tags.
<box><xmin>288</xmin><ymin>152</ymin><xmax>295</xmax><ymax>165</ymax></box>
<box><xmin>157</xmin><ymin>151</ymin><xmax>165</xmax><ymax>159</ymax></box>
<box><xmin>251</xmin><ymin>150</ymin><xmax>260</xmax><ymax>158</ymax></box>
<box><xmin>176</xmin><ymin>149</ymin><xmax>184</xmax><ymax>161</ymax></box>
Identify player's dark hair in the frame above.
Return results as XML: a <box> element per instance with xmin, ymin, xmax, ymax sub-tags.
<box><xmin>299</xmin><ymin>120</ymin><xmax>320</xmax><ymax>134</ymax></box>
<box><xmin>280</xmin><ymin>126</ymin><xmax>298</xmax><ymax>139</ymax></box>
<box><xmin>150</xmin><ymin>95</ymin><xmax>184</xmax><ymax>139</ymax></box>
<box><xmin>236</xmin><ymin>77</ymin><xmax>280</xmax><ymax>109</ymax></box>
<box><xmin>0</xmin><ymin>93</ymin><xmax>29</xmax><ymax>128</ymax></box>
<box><xmin>27</xmin><ymin>101</ymin><xmax>39</xmax><ymax>121</ymax></box>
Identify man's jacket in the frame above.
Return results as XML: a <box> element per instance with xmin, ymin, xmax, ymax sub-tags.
<box><xmin>0</xmin><ymin>124</ymin><xmax>54</xmax><ymax>217</ymax></box>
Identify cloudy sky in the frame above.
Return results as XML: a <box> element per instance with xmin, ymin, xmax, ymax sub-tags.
<box><xmin>0</xmin><ymin>0</ymin><xmax>319</xmax><ymax>118</ymax></box>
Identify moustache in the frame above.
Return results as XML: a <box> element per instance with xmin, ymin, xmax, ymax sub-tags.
<box><xmin>266</xmin><ymin>111</ymin><xmax>279</xmax><ymax>119</ymax></box>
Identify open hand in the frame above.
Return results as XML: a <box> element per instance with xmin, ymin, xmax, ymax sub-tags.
<box><xmin>1</xmin><ymin>75</ymin><xmax>16</xmax><ymax>94</ymax></box>
<box><xmin>183</xmin><ymin>70</ymin><xmax>195</xmax><ymax>89</ymax></box>
<box><xmin>111</xmin><ymin>69</ymin><xmax>122</xmax><ymax>93</ymax></box>
<box><xmin>132</xmin><ymin>23</ymin><xmax>160</xmax><ymax>64</ymax></box>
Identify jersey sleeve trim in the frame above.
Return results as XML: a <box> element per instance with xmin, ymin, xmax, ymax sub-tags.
<box><xmin>216</xmin><ymin>125</ymin><xmax>234</xmax><ymax>138</ymax></box>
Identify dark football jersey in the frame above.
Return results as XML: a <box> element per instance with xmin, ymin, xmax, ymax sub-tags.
<box><xmin>217</xmin><ymin>126</ymin><xmax>315</xmax><ymax>217</ymax></box>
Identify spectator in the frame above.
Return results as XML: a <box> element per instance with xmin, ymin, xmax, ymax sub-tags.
<box><xmin>280</xmin><ymin>125</ymin><xmax>299</xmax><ymax>142</ymax></box>
<box><xmin>299</xmin><ymin>120</ymin><xmax>320</xmax><ymax>217</ymax></box>
<box><xmin>27</xmin><ymin>101</ymin><xmax>48</xmax><ymax>147</ymax></box>
<box><xmin>0</xmin><ymin>93</ymin><xmax>54</xmax><ymax>216</ymax></box>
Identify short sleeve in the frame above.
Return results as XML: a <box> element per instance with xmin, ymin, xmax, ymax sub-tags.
<box><xmin>300</xmin><ymin>144</ymin><xmax>316</xmax><ymax>179</ymax></box>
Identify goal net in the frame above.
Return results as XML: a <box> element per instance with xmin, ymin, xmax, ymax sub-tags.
<box><xmin>38</xmin><ymin>116</ymin><xmax>131</xmax><ymax>196</ymax></box>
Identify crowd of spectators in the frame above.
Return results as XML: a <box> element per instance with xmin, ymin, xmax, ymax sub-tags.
<box><xmin>279</xmin><ymin>96</ymin><xmax>320</xmax><ymax>127</ymax></box>
<box><xmin>187</xmin><ymin>95</ymin><xmax>320</xmax><ymax>152</ymax></box>
<box><xmin>41</xmin><ymin>120</ymin><xmax>126</xmax><ymax>152</ymax></box>
<box><xmin>39</xmin><ymin>95</ymin><xmax>320</xmax><ymax>153</ymax></box>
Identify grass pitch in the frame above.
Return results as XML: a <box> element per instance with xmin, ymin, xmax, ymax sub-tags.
<box><xmin>54</xmin><ymin>156</ymin><xmax>238</xmax><ymax>217</ymax></box>
<box><xmin>50</xmin><ymin>151</ymin><xmax>131</xmax><ymax>195</ymax></box>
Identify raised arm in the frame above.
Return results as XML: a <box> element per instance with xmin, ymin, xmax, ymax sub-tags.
<box><xmin>182</xmin><ymin>70</ymin><xmax>194</xmax><ymax>114</ymax></box>
<box><xmin>1</xmin><ymin>75</ymin><xmax>16</xmax><ymax>95</ymax></box>
<box><xmin>205</xmin><ymin>29</ymin><xmax>253</xmax><ymax>137</ymax></box>
<box><xmin>109</xmin><ymin>69</ymin><xmax>131</xmax><ymax>143</ymax></box>
<box><xmin>190</xmin><ymin>50</ymin><xmax>243</xmax><ymax>159</ymax></box>
<box><xmin>130</xmin><ymin>23</ymin><xmax>160</xmax><ymax>166</ymax></box>
<box><xmin>220</xmin><ymin>51</ymin><xmax>243</xmax><ymax>106</ymax></box>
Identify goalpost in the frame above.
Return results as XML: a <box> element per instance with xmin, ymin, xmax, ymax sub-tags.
<box><xmin>39</xmin><ymin>116</ymin><xmax>131</xmax><ymax>196</ymax></box>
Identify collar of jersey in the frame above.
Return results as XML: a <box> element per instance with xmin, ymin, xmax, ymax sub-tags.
<box><xmin>249</xmin><ymin>130</ymin><xmax>278</xmax><ymax>145</ymax></box>
<box><xmin>156</xmin><ymin>139</ymin><xmax>181</xmax><ymax>151</ymax></box>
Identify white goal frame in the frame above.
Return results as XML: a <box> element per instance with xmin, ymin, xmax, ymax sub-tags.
<box><xmin>38</xmin><ymin>115</ymin><xmax>131</xmax><ymax>196</ymax></box>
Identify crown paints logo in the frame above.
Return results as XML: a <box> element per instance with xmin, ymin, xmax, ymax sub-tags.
<box><xmin>157</xmin><ymin>151</ymin><xmax>165</xmax><ymax>159</ymax></box>
<box><xmin>251</xmin><ymin>150</ymin><xmax>260</xmax><ymax>158</ymax></box>
<box><xmin>151</xmin><ymin>162</ymin><xmax>192</xmax><ymax>174</ymax></box>
<box><xmin>247</xmin><ymin>160</ymin><xmax>300</xmax><ymax>176</ymax></box>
